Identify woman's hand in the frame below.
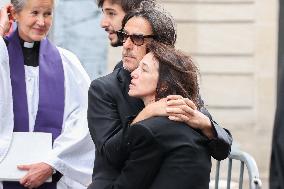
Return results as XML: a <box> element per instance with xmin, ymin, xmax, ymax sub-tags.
<box><xmin>131</xmin><ymin>98</ymin><xmax>168</xmax><ymax>125</ymax></box>
<box><xmin>0</xmin><ymin>4</ymin><xmax>13</xmax><ymax>37</ymax></box>
<box><xmin>18</xmin><ymin>162</ymin><xmax>54</xmax><ymax>189</ymax></box>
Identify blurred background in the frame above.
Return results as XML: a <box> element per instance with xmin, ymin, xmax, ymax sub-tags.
<box><xmin>0</xmin><ymin>0</ymin><xmax>278</xmax><ymax>188</ymax></box>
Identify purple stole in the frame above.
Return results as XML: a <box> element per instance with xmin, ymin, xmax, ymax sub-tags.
<box><xmin>3</xmin><ymin>30</ymin><xmax>65</xmax><ymax>189</ymax></box>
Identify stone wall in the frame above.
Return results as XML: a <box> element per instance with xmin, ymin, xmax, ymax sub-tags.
<box><xmin>104</xmin><ymin>0</ymin><xmax>278</xmax><ymax>187</ymax></box>
<box><xmin>161</xmin><ymin>0</ymin><xmax>278</xmax><ymax>187</ymax></box>
<box><xmin>0</xmin><ymin>0</ymin><xmax>278</xmax><ymax>187</ymax></box>
<box><xmin>52</xmin><ymin>0</ymin><xmax>107</xmax><ymax>80</ymax></box>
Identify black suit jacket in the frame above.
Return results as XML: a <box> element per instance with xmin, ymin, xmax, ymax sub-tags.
<box><xmin>87</xmin><ymin>68</ymin><xmax>144</xmax><ymax>188</ymax></box>
<box><xmin>88</xmin><ymin>66</ymin><xmax>231</xmax><ymax>189</ymax></box>
<box><xmin>105</xmin><ymin>117</ymin><xmax>211</xmax><ymax>189</ymax></box>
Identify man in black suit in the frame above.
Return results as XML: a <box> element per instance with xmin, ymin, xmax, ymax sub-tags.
<box><xmin>87</xmin><ymin>0</ymin><xmax>232</xmax><ymax>188</ymax></box>
<box><xmin>95</xmin><ymin>38</ymin><xmax>213</xmax><ymax>189</ymax></box>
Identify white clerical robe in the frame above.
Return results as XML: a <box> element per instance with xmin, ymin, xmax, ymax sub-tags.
<box><xmin>0</xmin><ymin>37</ymin><xmax>96</xmax><ymax>189</ymax></box>
<box><xmin>0</xmin><ymin>37</ymin><xmax>14</xmax><ymax>165</ymax></box>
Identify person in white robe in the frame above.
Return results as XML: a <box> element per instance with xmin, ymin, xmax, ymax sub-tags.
<box><xmin>0</xmin><ymin>28</ymin><xmax>14</xmax><ymax>173</ymax></box>
<box><xmin>0</xmin><ymin>1</ymin><xmax>95</xmax><ymax>189</ymax></box>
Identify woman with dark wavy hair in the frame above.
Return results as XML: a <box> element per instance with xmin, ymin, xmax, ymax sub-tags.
<box><xmin>105</xmin><ymin>41</ymin><xmax>211</xmax><ymax>189</ymax></box>
<box><xmin>147</xmin><ymin>41</ymin><xmax>200</xmax><ymax>107</ymax></box>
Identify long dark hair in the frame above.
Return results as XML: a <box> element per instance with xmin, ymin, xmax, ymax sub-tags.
<box><xmin>147</xmin><ymin>41</ymin><xmax>201</xmax><ymax>109</ymax></box>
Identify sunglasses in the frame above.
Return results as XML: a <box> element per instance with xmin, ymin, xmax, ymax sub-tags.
<box><xmin>117</xmin><ymin>30</ymin><xmax>155</xmax><ymax>46</ymax></box>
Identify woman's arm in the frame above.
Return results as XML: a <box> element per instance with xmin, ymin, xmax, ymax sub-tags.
<box><xmin>128</xmin><ymin>94</ymin><xmax>232</xmax><ymax>160</ymax></box>
<box><xmin>166</xmin><ymin>95</ymin><xmax>232</xmax><ymax>160</ymax></box>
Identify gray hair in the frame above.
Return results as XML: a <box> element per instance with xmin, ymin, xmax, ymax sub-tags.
<box><xmin>11</xmin><ymin>0</ymin><xmax>26</xmax><ymax>12</ymax></box>
<box><xmin>11</xmin><ymin>0</ymin><xmax>56</xmax><ymax>12</ymax></box>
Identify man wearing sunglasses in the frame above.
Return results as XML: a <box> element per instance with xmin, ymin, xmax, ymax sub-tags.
<box><xmin>87</xmin><ymin>0</ymin><xmax>232</xmax><ymax>188</ymax></box>
<box><xmin>117</xmin><ymin>30</ymin><xmax>155</xmax><ymax>46</ymax></box>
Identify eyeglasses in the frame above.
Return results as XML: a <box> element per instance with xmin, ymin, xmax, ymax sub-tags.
<box><xmin>117</xmin><ymin>30</ymin><xmax>155</xmax><ymax>46</ymax></box>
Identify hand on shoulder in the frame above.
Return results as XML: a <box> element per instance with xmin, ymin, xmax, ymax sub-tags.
<box><xmin>166</xmin><ymin>95</ymin><xmax>216</xmax><ymax>139</ymax></box>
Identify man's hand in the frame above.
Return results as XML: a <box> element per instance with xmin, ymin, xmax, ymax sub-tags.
<box><xmin>18</xmin><ymin>162</ymin><xmax>53</xmax><ymax>189</ymax></box>
<box><xmin>166</xmin><ymin>95</ymin><xmax>216</xmax><ymax>139</ymax></box>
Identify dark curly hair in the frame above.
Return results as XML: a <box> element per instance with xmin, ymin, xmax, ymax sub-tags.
<box><xmin>121</xmin><ymin>2</ymin><xmax>177</xmax><ymax>46</ymax></box>
<box><xmin>96</xmin><ymin>0</ymin><xmax>156</xmax><ymax>13</ymax></box>
<box><xmin>146</xmin><ymin>41</ymin><xmax>201</xmax><ymax>109</ymax></box>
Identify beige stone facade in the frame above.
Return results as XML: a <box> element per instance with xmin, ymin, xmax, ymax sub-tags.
<box><xmin>106</xmin><ymin>0</ymin><xmax>278</xmax><ymax>187</ymax></box>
